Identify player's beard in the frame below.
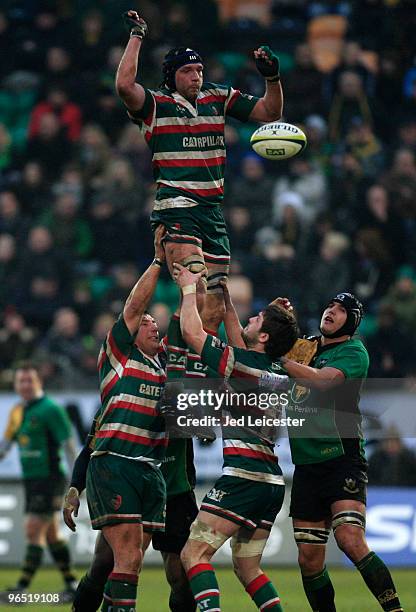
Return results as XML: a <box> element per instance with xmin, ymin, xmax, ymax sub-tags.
<box><xmin>241</xmin><ymin>329</ymin><xmax>259</xmax><ymax>349</ymax></box>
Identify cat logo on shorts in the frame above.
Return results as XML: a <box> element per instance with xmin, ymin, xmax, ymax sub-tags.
<box><xmin>343</xmin><ymin>478</ymin><xmax>359</xmax><ymax>494</ymax></box>
<box><xmin>111</xmin><ymin>494</ymin><xmax>122</xmax><ymax>511</ymax></box>
<box><xmin>206</xmin><ymin>488</ymin><xmax>228</xmax><ymax>503</ymax></box>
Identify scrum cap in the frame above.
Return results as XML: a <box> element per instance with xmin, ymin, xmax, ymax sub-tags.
<box><xmin>162</xmin><ymin>47</ymin><xmax>203</xmax><ymax>90</ymax></box>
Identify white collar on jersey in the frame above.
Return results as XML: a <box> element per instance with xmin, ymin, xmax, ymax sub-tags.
<box><xmin>139</xmin><ymin>349</ymin><xmax>162</xmax><ymax>371</ymax></box>
<box><xmin>172</xmin><ymin>91</ymin><xmax>199</xmax><ymax>117</ymax></box>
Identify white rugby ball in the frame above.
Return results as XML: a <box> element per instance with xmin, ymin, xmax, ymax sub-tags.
<box><xmin>250</xmin><ymin>122</ymin><xmax>307</xmax><ymax>160</ymax></box>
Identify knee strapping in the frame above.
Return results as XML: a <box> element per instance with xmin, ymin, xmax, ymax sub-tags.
<box><xmin>332</xmin><ymin>511</ymin><xmax>366</xmax><ymax>532</ymax></box>
<box><xmin>180</xmin><ymin>255</ymin><xmax>208</xmax><ymax>280</ymax></box>
<box><xmin>188</xmin><ymin>519</ymin><xmax>228</xmax><ymax>550</ymax></box>
<box><xmin>206</xmin><ymin>268</ymin><xmax>229</xmax><ymax>294</ymax></box>
<box><xmin>294</xmin><ymin>527</ymin><xmax>330</xmax><ymax>545</ymax></box>
<box><xmin>231</xmin><ymin>536</ymin><xmax>268</xmax><ymax>558</ymax></box>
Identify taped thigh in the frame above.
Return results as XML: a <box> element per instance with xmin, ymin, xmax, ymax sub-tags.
<box><xmin>180</xmin><ymin>254</ymin><xmax>208</xmax><ymax>281</ymax></box>
<box><xmin>294</xmin><ymin>527</ymin><xmax>330</xmax><ymax>545</ymax></box>
<box><xmin>332</xmin><ymin>511</ymin><xmax>366</xmax><ymax>532</ymax></box>
<box><xmin>188</xmin><ymin>519</ymin><xmax>229</xmax><ymax>551</ymax></box>
<box><xmin>231</xmin><ymin>535</ymin><xmax>268</xmax><ymax>558</ymax></box>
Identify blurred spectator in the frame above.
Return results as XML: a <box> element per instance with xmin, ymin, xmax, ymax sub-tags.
<box><xmin>39</xmin><ymin>192</ymin><xmax>93</xmax><ymax>259</ymax></box>
<box><xmin>0</xmin><ymin>191</ymin><xmax>30</xmax><ymax>244</ymax></box>
<box><xmin>88</xmin><ymin>194</ymin><xmax>135</xmax><ymax>266</ymax></box>
<box><xmin>0</xmin><ymin>311</ymin><xmax>37</xmax><ymax>372</ymax></box>
<box><xmin>366</xmin><ymin>305</ymin><xmax>415</xmax><ymax>378</ymax></box>
<box><xmin>25</xmin><ymin>112</ymin><xmax>72</xmax><ymax>180</ymax></box>
<box><xmin>227</xmin><ymin>206</ymin><xmax>254</xmax><ymax>255</ymax></box>
<box><xmin>77</xmin><ymin>124</ymin><xmax>111</xmax><ymax>183</ymax></box>
<box><xmin>149</xmin><ymin>303</ymin><xmax>171</xmax><ymax>338</ymax></box>
<box><xmin>74</xmin><ymin>10</ymin><xmax>108</xmax><ymax>73</ymax></box>
<box><xmin>382</xmin><ymin>266</ymin><xmax>416</xmax><ymax>342</ymax></box>
<box><xmin>100</xmin><ymin>263</ymin><xmax>141</xmax><ymax>316</ymax></box>
<box><xmin>0</xmin><ymin>234</ymin><xmax>18</xmax><ymax>307</ymax></box>
<box><xmin>273</xmin><ymin>154</ymin><xmax>327</xmax><ymax>222</ymax></box>
<box><xmin>284</xmin><ymin>43</ymin><xmax>324</xmax><ymax>122</ymax></box>
<box><xmin>307</xmin><ymin>231</ymin><xmax>351</xmax><ymax>320</ymax></box>
<box><xmin>228</xmin><ymin>154</ymin><xmax>273</xmax><ymax>228</ymax></box>
<box><xmin>28</xmin><ymin>84</ymin><xmax>82</xmax><ymax>142</ymax></box>
<box><xmin>116</xmin><ymin>124</ymin><xmax>153</xmax><ymax>183</ymax></box>
<box><xmin>344</xmin><ymin>119</ymin><xmax>384</xmax><ymax>179</ymax></box>
<box><xmin>352</xmin><ymin>227</ymin><xmax>394</xmax><ymax>309</ymax></box>
<box><xmin>303</xmin><ymin>115</ymin><xmax>331</xmax><ymax>173</ymax></box>
<box><xmin>0</xmin><ymin>123</ymin><xmax>12</xmax><ymax>172</ymax></box>
<box><xmin>35</xmin><ymin>307</ymin><xmax>85</xmax><ymax>387</ymax></box>
<box><xmin>328</xmin><ymin>41</ymin><xmax>374</xmax><ymax>99</ymax></box>
<box><xmin>14</xmin><ymin>161</ymin><xmax>50</xmax><ymax>215</ymax></box>
<box><xmin>99</xmin><ymin>157</ymin><xmax>145</xmax><ymax>220</ymax></box>
<box><xmin>80</xmin><ymin>311</ymin><xmax>115</xmax><ymax>383</ymax></box>
<box><xmin>368</xmin><ymin>428</ymin><xmax>416</xmax><ymax>487</ymax></box>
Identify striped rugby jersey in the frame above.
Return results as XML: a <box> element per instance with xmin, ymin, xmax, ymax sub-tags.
<box><xmin>94</xmin><ymin>315</ymin><xmax>168</xmax><ymax>464</ymax></box>
<box><xmin>201</xmin><ymin>335</ymin><xmax>284</xmax><ymax>486</ymax></box>
<box><xmin>129</xmin><ymin>83</ymin><xmax>259</xmax><ymax>208</ymax></box>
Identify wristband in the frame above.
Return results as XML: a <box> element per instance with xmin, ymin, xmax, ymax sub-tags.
<box><xmin>182</xmin><ymin>284</ymin><xmax>196</xmax><ymax>295</ymax></box>
<box><xmin>152</xmin><ymin>258</ymin><xmax>163</xmax><ymax>267</ymax></box>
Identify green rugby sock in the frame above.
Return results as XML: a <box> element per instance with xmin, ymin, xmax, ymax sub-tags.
<box><xmin>355</xmin><ymin>552</ymin><xmax>403</xmax><ymax>611</ymax></box>
<box><xmin>187</xmin><ymin>563</ymin><xmax>220</xmax><ymax>611</ymax></box>
<box><xmin>48</xmin><ymin>540</ymin><xmax>76</xmax><ymax>588</ymax></box>
<box><xmin>17</xmin><ymin>544</ymin><xmax>44</xmax><ymax>588</ymax></box>
<box><xmin>102</xmin><ymin>572</ymin><xmax>138</xmax><ymax>611</ymax></box>
<box><xmin>302</xmin><ymin>567</ymin><xmax>335</xmax><ymax>612</ymax></box>
<box><xmin>246</xmin><ymin>573</ymin><xmax>283</xmax><ymax>610</ymax></box>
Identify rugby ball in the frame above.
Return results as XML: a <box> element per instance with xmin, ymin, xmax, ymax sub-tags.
<box><xmin>250</xmin><ymin>122</ymin><xmax>307</xmax><ymax>160</ymax></box>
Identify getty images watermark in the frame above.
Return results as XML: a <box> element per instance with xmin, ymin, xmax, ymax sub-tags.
<box><xmin>174</xmin><ymin>388</ymin><xmax>306</xmax><ymax>429</ymax></box>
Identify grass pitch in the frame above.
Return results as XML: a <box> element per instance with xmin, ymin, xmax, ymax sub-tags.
<box><xmin>0</xmin><ymin>566</ymin><xmax>414</xmax><ymax>611</ymax></box>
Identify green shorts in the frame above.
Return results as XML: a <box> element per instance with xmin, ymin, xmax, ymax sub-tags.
<box><xmin>200</xmin><ymin>475</ymin><xmax>285</xmax><ymax>531</ymax></box>
<box><xmin>150</xmin><ymin>205</ymin><xmax>230</xmax><ymax>265</ymax></box>
<box><xmin>86</xmin><ymin>454</ymin><xmax>166</xmax><ymax>532</ymax></box>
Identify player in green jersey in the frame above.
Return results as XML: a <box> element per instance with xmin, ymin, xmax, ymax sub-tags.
<box><xmin>0</xmin><ymin>363</ymin><xmax>77</xmax><ymax>603</ymax></box>
<box><xmin>116</xmin><ymin>10</ymin><xmax>284</xmax><ymax>400</ymax></box>
<box><xmin>171</xmin><ymin>263</ymin><xmax>298</xmax><ymax>612</ymax></box>
<box><xmin>278</xmin><ymin>293</ymin><xmax>404</xmax><ymax>612</ymax></box>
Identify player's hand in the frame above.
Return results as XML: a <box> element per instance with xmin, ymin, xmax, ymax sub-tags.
<box><xmin>172</xmin><ymin>262</ymin><xmax>202</xmax><ymax>288</ymax></box>
<box><xmin>269</xmin><ymin>296</ymin><xmax>293</xmax><ymax>313</ymax></box>
<box><xmin>220</xmin><ymin>280</ymin><xmax>232</xmax><ymax>308</ymax></box>
<box><xmin>254</xmin><ymin>45</ymin><xmax>280</xmax><ymax>81</ymax></box>
<box><xmin>122</xmin><ymin>10</ymin><xmax>148</xmax><ymax>39</ymax></box>
<box><xmin>63</xmin><ymin>487</ymin><xmax>80</xmax><ymax>532</ymax></box>
<box><xmin>154</xmin><ymin>225</ymin><xmax>166</xmax><ymax>263</ymax></box>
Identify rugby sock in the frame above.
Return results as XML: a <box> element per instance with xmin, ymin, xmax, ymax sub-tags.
<box><xmin>246</xmin><ymin>573</ymin><xmax>283</xmax><ymax>611</ymax></box>
<box><xmin>48</xmin><ymin>540</ymin><xmax>77</xmax><ymax>589</ymax></box>
<box><xmin>17</xmin><ymin>544</ymin><xmax>44</xmax><ymax>588</ymax></box>
<box><xmin>169</xmin><ymin>588</ymin><xmax>197</xmax><ymax>611</ymax></box>
<box><xmin>187</xmin><ymin>563</ymin><xmax>221</xmax><ymax>611</ymax></box>
<box><xmin>72</xmin><ymin>572</ymin><xmax>105</xmax><ymax>611</ymax></box>
<box><xmin>302</xmin><ymin>567</ymin><xmax>335</xmax><ymax>612</ymax></box>
<box><xmin>355</xmin><ymin>552</ymin><xmax>403</xmax><ymax>611</ymax></box>
<box><xmin>102</xmin><ymin>572</ymin><xmax>138</xmax><ymax>612</ymax></box>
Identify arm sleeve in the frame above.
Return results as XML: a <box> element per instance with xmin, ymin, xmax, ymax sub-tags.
<box><xmin>201</xmin><ymin>334</ymin><xmax>236</xmax><ymax>377</ymax></box>
<box><xmin>105</xmin><ymin>314</ymin><xmax>135</xmax><ymax>365</ymax></box>
<box><xmin>325</xmin><ymin>345</ymin><xmax>370</xmax><ymax>379</ymax></box>
<box><xmin>127</xmin><ymin>89</ymin><xmax>155</xmax><ymax>123</ymax></box>
<box><xmin>225</xmin><ymin>87</ymin><xmax>259</xmax><ymax>122</ymax></box>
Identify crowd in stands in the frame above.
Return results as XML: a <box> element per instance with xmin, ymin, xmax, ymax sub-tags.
<box><xmin>0</xmin><ymin>0</ymin><xmax>416</xmax><ymax>388</ymax></box>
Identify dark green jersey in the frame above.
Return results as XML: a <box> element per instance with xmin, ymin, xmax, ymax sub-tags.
<box><xmin>5</xmin><ymin>395</ymin><xmax>71</xmax><ymax>479</ymax></box>
<box><xmin>201</xmin><ymin>335</ymin><xmax>284</xmax><ymax>485</ymax></box>
<box><xmin>130</xmin><ymin>83</ymin><xmax>258</xmax><ymax>208</ymax></box>
<box><xmin>287</xmin><ymin>338</ymin><xmax>369</xmax><ymax>465</ymax></box>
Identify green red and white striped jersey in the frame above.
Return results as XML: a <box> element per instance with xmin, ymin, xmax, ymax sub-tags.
<box><xmin>94</xmin><ymin>315</ymin><xmax>168</xmax><ymax>464</ymax></box>
<box><xmin>201</xmin><ymin>335</ymin><xmax>284</xmax><ymax>486</ymax></box>
<box><xmin>130</xmin><ymin>83</ymin><xmax>258</xmax><ymax>208</ymax></box>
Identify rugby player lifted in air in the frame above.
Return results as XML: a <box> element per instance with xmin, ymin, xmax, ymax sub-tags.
<box><xmin>116</xmin><ymin>9</ymin><xmax>283</xmax><ymax>373</ymax></box>
<box><xmin>172</xmin><ymin>263</ymin><xmax>298</xmax><ymax>612</ymax></box>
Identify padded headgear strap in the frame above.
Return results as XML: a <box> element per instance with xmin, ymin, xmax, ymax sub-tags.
<box><xmin>320</xmin><ymin>292</ymin><xmax>364</xmax><ymax>338</ymax></box>
<box><xmin>162</xmin><ymin>47</ymin><xmax>203</xmax><ymax>90</ymax></box>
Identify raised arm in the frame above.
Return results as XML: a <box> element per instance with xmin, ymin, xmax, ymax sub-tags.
<box><xmin>249</xmin><ymin>46</ymin><xmax>283</xmax><ymax>122</ymax></box>
<box><xmin>115</xmin><ymin>10</ymin><xmax>148</xmax><ymax>113</ymax></box>
<box><xmin>220</xmin><ymin>281</ymin><xmax>245</xmax><ymax>348</ymax></box>
<box><xmin>172</xmin><ymin>263</ymin><xmax>206</xmax><ymax>354</ymax></box>
<box><xmin>123</xmin><ymin>225</ymin><xmax>165</xmax><ymax>334</ymax></box>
